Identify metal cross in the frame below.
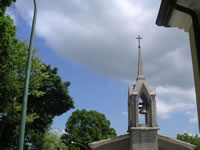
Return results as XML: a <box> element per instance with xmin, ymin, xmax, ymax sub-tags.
<box><xmin>136</xmin><ymin>35</ymin><xmax>142</xmax><ymax>49</ymax></box>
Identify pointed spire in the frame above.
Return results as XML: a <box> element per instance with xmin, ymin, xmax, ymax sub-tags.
<box><xmin>136</xmin><ymin>35</ymin><xmax>145</xmax><ymax>80</ymax></box>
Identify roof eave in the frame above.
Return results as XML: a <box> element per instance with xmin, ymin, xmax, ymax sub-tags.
<box><xmin>156</xmin><ymin>0</ymin><xmax>177</xmax><ymax>27</ymax></box>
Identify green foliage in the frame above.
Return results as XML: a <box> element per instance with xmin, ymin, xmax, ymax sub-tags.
<box><xmin>42</xmin><ymin>131</ymin><xmax>68</xmax><ymax>150</ymax></box>
<box><xmin>0</xmin><ymin>0</ymin><xmax>16</xmax><ymax>16</ymax></box>
<box><xmin>62</xmin><ymin>109</ymin><xmax>117</xmax><ymax>150</ymax></box>
<box><xmin>0</xmin><ymin>13</ymin><xmax>74</xmax><ymax>149</ymax></box>
<box><xmin>177</xmin><ymin>132</ymin><xmax>199</xmax><ymax>149</ymax></box>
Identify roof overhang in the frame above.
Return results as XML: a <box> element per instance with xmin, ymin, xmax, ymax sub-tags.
<box><xmin>156</xmin><ymin>0</ymin><xmax>200</xmax><ymax>32</ymax></box>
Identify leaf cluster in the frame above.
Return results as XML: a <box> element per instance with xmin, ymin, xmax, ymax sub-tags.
<box><xmin>62</xmin><ymin>109</ymin><xmax>117</xmax><ymax>150</ymax></box>
<box><xmin>42</xmin><ymin>131</ymin><xmax>68</xmax><ymax>150</ymax></box>
<box><xmin>177</xmin><ymin>132</ymin><xmax>200</xmax><ymax>150</ymax></box>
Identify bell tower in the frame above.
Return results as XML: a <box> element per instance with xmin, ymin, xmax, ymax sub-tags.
<box><xmin>128</xmin><ymin>36</ymin><xmax>159</xmax><ymax>150</ymax></box>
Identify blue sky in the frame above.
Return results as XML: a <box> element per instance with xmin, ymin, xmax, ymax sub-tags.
<box><xmin>8</xmin><ymin>0</ymin><xmax>198</xmax><ymax>138</ymax></box>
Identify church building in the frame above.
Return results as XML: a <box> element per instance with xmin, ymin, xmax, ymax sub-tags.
<box><xmin>88</xmin><ymin>36</ymin><xmax>196</xmax><ymax>150</ymax></box>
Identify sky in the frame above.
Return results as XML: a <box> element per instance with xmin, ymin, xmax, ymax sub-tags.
<box><xmin>8</xmin><ymin>0</ymin><xmax>198</xmax><ymax>138</ymax></box>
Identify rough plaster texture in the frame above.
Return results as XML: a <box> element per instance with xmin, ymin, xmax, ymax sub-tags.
<box><xmin>89</xmin><ymin>134</ymin><xmax>129</xmax><ymax>150</ymax></box>
<box><xmin>129</xmin><ymin>127</ymin><xmax>159</xmax><ymax>150</ymax></box>
<box><xmin>158</xmin><ymin>135</ymin><xmax>196</xmax><ymax>150</ymax></box>
<box><xmin>88</xmin><ymin>134</ymin><xmax>196</xmax><ymax>150</ymax></box>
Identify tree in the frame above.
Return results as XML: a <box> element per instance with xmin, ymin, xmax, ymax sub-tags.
<box><xmin>0</xmin><ymin>13</ymin><xmax>21</xmax><ymax>148</ymax></box>
<box><xmin>0</xmin><ymin>12</ymin><xmax>74</xmax><ymax>149</ymax></box>
<box><xmin>62</xmin><ymin>109</ymin><xmax>117</xmax><ymax>150</ymax></box>
<box><xmin>42</xmin><ymin>131</ymin><xmax>68</xmax><ymax>150</ymax></box>
<box><xmin>177</xmin><ymin>132</ymin><xmax>200</xmax><ymax>149</ymax></box>
<box><xmin>24</xmin><ymin>65</ymin><xmax>74</xmax><ymax>149</ymax></box>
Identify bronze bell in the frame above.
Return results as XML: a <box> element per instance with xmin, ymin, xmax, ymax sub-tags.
<box><xmin>139</xmin><ymin>107</ymin><xmax>147</xmax><ymax>114</ymax></box>
<box><xmin>139</xmin><ymin>102</ymin><xmax>148</xmax><ymax>114</ymax></box>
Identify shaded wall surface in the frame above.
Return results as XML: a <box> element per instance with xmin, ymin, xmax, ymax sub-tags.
<box><xmin>89</xmin><ymin>134</ymin><xmax>196</xmax><ymax>150</ymax></box>
<box><xmin>89</xmin><ymin>135</ymin><xmax>129</xmax><ymax>150</ymax></box>
<box><xmin>158</xmin><ymin>135</ymin><xmax>196</xmax><ymax>150</ymax></box>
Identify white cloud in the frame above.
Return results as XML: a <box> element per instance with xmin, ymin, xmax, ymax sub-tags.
<box><xmin>50</xmin><ymin>128</ymin><xmax>66</xmax><ymax>136</ymax></box>
<box><xmin>122</xmin><ymin>111</ymin><xmax>128</xmax><ymax>116</ymax></box>
<box><xmin>185</xmin><ymin>111</ymin><xmax>192</xmax><ymax>115</ymax></box>
<box><xmin>6</xmin><ymin>9</ymin><xmax>17</xmax><ymax>24</ymax></box>
<box><xmin>10</xmin><ymin>0</ymin><xmax>196</xmax><ymax>121</ymax></box>
<box><xmin>156</xmin><ymin>86</ymin><xmax>196</xmax><ymax>119</ymax></box>
<box><xmin>186</xmin><ymin>111</ymin><xmax>198</xmax><ymax>124</ymax></box>
<box><xmin>11</xmin><ymin>0</ymin><xmax>193</xmax><ymax>87</ymax></box>
<box><xmin>189</xmin><ymin>117</ymin><xmax>198</xmax><ymax>124</ymax></box>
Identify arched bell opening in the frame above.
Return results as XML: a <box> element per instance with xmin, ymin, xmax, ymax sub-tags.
<box><xmin>138</xmin><ymin>98</ymin><xmax>146</xmax><ymax>125</ymax></box>
<box><xmin>137</xmin><ymin>92</ymin><xmax>151</xmax><ymax>127</ymax></box>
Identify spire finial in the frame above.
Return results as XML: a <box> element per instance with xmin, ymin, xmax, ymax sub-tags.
<box><xmin>136</xmin><ymin>35</ymin><xmax>142</xmax><ymax>49</ymax></box>
<box><xmin>136</xmin><ymin>35</ymin><xmax>145</xmax><ymax>80</ymax></box>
